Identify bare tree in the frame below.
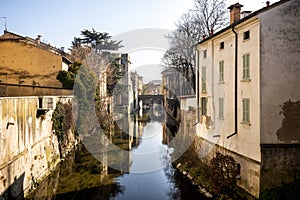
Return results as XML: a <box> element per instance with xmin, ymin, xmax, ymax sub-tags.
<box><xmin>162</xmin><ymin>0</ymin><xmax>228</xmax><ymax>94</ymax></box>
<box><xmin>193</xmin><ymin>0</ymin><xmax>228</xmax><ymax>36</ymax></box>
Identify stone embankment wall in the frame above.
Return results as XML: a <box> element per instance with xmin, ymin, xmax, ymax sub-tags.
<box><xmin>0</xmin><ymin>96</ymin><xmax>76</xmax><ymax>199</ymax></box>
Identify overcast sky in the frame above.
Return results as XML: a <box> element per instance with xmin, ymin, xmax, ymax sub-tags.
<box><xmin>0</xmin><ymin>0</ymin><xmax>273</xmax><ymax>83</ymax></box>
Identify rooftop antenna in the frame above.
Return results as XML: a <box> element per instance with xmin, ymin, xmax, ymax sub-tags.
<box><xmin>0</xmin><ymin>17</ymin><xmax>7</xmax><ymax>31</ymax></box>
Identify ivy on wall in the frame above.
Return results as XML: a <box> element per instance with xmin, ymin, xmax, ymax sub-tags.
<box><xmin>51</xmin><ymin>101</ymin><xmax>74</xmax><ymax>142</ymax></box>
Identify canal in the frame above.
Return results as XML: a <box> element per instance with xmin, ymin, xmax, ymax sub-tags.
<box><xmin>26</xmin><ymin>113</ymin><xmax>206</xmax><ymax>200</ymax></box>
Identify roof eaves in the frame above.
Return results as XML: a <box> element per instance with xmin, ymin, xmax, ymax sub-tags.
<box><xmin>193</xmin><ymin>0</ymin><xmax>291</xmax><ymax>47</ymax></box>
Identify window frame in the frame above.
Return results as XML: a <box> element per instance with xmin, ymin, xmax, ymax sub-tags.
<box><xmin>243</xmin><ymin>30</ymin><xmax>250</xmax><ymax>40</ymax></box>
<box><xmin>219</xmin><ymin>97</ymin><xmax>224</xmax><ymax>119</ymax></box>
<box><xmin>242</xmin><ymin>98</ymin><xmax>250</xmax><ymax>124</ymax></box>
<box><xmin>220</xmin><ymin>42</ymin><xmax>224</xmax><ymax>50</ymax></box>
<box><xmin>203</xmin><ymin>50</ymin><xmax>207</xmax><ymax>58</ymax></box>
<box><xmin>201</xmin><ymin>97</ymin><xmax>207</xmax><ymax>116</ymax></box>
<box><xmin>219</xmin><ymin>60</ymin><xmax>224</xmax><ymax>83</ymax></box>
<box><xmin>201</xmin><ymin>66</ymin><xmax>207</xmax><ymax>93</ymax></box>
<box><xmin>242</xmin><ymin>53</ymin><xmax>250</xmax><ymax>80</ymax></box>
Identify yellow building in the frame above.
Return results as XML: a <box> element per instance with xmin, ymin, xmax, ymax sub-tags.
<box><xmin>0</xmin><ymin>31</ymin><xmax>72</xmax><ymax>96</ymax></box>
<box><xmin>195</xmin><ymin>0</ymin><xmax>300</xmax><ymax>197</ymax></box>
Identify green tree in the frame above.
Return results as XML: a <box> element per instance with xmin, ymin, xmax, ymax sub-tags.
<box><xmin>72</xmin><ymin>28</ymin><xmax>123</xmax><ymax>53</ymax></box>
<box><xmin>56</xmin><ymin>62</ymin><xmax>81</xmax><ymax>89</ymax></box>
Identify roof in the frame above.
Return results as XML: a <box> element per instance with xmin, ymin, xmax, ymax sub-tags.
<box><xmin>161</xmin><ymin>67</ymin><xmax>177</xmax><ymax>75</ymax></box>
<box><xmin>145</xmin><ymin>80</ymin><xmax>162</xmax><ymax>86</ymax></box>
<box><xmin>0</xmin><ymin>30</ymin><xmax>72</xmax><ymax>63</ymax></box>
<box><xmin>228</xmin><ymin>2</ymin><xmax>244</xmax><ymax>10</ymax></box>
<box><xmin>0</xmin><ymin>31</ymin><xmax>25</xmax><ymax>40</ymax></box>
<box><xmin>195</xmin><ymin>0</ymin><xmax>291</xmax><ymax>46</ymax></box>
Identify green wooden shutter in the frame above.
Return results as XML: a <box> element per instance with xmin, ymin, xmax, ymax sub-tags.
<box><xmin>242</xmin><ymin>98</ymin><xmax>250</xmax><ymax>122</ymax></box>
<box><xmin>242</xmin><ymin>55</ymin><xmax>246</xmax><ymax>79</ymax></box>
<box><xmin>243</xmin><ymin>54</ymin><xmax>250</xmax><ymax>79</ymax></box>
<box><xmin>201</xmin><ymin>97</ymin><xmax>207</xmax><ymax>115</ymax></box>
<box><xmin>219</xmin><ymin>98</ymin><xmax>224</xmax><ymax>119</ymax></box>
<box><xmin>202</xmin><ymin>66</ymin><xmax>206</xmax><ymax>92</ymax></box>
<box><xmin>246</xmin><ymin>99</ymin><xmax>250</xmax><ymax>122</ymax></box>
<box><xmin>242</xmin><ymin>99</ymin><xmax>246</xmax><ymax>122</ymax></box>
<box><xmin>246</xmin><ymin>54</ymin><xmax>250</xmax><ymax>79</ymax></box>
<box><xmin>219</xmin><ymin>61</ymin><xmax>224</xmax><ymax>82</ymax></box>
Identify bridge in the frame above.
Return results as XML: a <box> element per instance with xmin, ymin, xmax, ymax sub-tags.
<box><xmin>138</xmin><ymin>95</ymin><xmax>164</xmax><ymax>106</ymax></box>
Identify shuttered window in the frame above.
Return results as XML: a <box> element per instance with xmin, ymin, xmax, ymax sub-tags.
<box><xmin>242</xmin><ymin>98</ymin><xmax>250</xmax><ymax>123</ymax></box>
<box><xmin>202</xmin><ymin>66</ymin><xmax>206</xmax><ymax>92</ymax></box>
<box><xmin>219</xmin><ymin>98</ymin><xmax>224</xmax><ymax>119</ymax></box>
<box><xmin>242</xmin><ymin>53</ymin><xmax>250</xmax><ymax>80</ymax></box>
<box><xmin>201</xmin><ymin>97</ymin><xmax>207</xmax><ymax>115</ymax></box>
<box><xmin>219</xmin><ymin>61</ymin><xmax>224</xmax><ymax>83</ymax></box>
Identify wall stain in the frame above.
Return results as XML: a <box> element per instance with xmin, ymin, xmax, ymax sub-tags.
<box><xmin>276</xmin><ymin>100</ymin><xmax>300</xmax><ymax>142</ymax></box>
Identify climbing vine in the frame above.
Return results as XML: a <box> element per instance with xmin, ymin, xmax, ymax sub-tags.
<box><xmin>51</xmin><ymin>101</ymin><xmax>74</xmax><ymax>142</ymax></box>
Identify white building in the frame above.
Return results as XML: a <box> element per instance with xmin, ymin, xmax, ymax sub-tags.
<box><xmin>195</xmin><ymin>0</ymin><xmax>300</xmax><ymax>197</ymax></box>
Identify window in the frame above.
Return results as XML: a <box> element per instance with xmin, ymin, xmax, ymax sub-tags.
<box><xmin>202</xmin><ymin>66</ymin><xmax>206</xmax><ymax>92</ymax></box>
<box><xmin>242</xmin><ymin>53</ymin><xmax>250</xmax><ymax>80</ymax></box>
<box><xmin>219</xmin><ymin>61</ymin><xmax>224</xmax><ymax>83</ymax></box>
<box><xmin>243</xmin><ymin>30</ymin><xmax>250</xmax><ymax>40</ymax></box>
<box><xmin>242</xmin><ymin>98</ymin><xmax>250</xmax><ymax>123</ymax></box>
<box><xmin>219</xmin><ymin>98</ymin><xmax>224</xmax><ymax>119</ymax></box>
<box><xmin>203</xmin><ymin>50</ymin><xmax>207</xmax><ymax>58</ymax></box>
<box><xmin>220</xmin><ymin>42</ymin><xmax>224</xmax><ymax>49</ymax></box>
<box><xmin>201</xmin><ymin>97</ymin><xmax>207</xmax><ymax>115</ymax></box>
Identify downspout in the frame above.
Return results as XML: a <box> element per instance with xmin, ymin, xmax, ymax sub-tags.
<box><xmin>196</xmin><ymin>48</ymin><xmax>200</xmax><ymax>123</ymax></box>
<box><xmin>212</xmin><ymin>40</ymin><xmax>216</xmax><ymax>129</ymax></box>
<box><xmin>227</xmin><ymin>25</ymin><xmax>238</xmax><ymax>139</ymax></box>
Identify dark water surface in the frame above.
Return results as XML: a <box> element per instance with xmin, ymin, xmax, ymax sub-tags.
<box><xmin>26</xmin><ymin>120</ymin><xmax>206</xmax><ymax>200</ymax></box>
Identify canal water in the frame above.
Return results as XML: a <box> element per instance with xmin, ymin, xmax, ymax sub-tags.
<box><xmin>26</xmin><ymin>116</ymin><xmax>206</xmax><ymax>200</ymax></box>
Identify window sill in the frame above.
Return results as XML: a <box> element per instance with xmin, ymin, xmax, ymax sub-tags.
<box><xmin>218</xmin><ymin>81</ymin><xmax>225</xmax><ymax>84</ymax></box>
<box><xmin>243</xmin><ymin>38</ymin><xmax>250</xmax><ymax>42</ymax></box>
<box><xmin>241</xmin><ymin>79</ymin><xmax>251</xmax><ymax>82</ymax></box>
<box><xmin>218</xmin><ymin>117</ymin><xmax>224</xmax><ymax>121</ymax></box>
<box><xmin>241</xmin><ymin>121</ymin><xmax>251</xmax><ymax>126</ymax></box>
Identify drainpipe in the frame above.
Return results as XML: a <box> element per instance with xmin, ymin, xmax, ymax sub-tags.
<box><xmin>196</xmin><ymin>48</ymin><xmax>200</xmax><ymax>123</ymax></box>
<box><xmin>227</xmin><ymin>25</ymin><xmax>238</xmax><ymax>139</ymax></box>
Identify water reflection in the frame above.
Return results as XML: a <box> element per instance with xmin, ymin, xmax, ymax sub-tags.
<box><xmin>26</xmin><ymin>111</ymin><xmax>204</xmax><ymax>200</ymax></box>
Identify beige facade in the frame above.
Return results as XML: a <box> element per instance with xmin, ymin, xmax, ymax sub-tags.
<box><xmin>195</xmin><ymin>0</ymin><xmax>300</xmax><ymax>197</ymax></box>
<box><xmin>0</xmin><ymin>31</ymin><xmax>72</xmax><ymax>96</ymax></box>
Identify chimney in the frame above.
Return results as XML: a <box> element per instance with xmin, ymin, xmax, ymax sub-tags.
<box><xmin>241</xmin><ymin>11</ymin><xmax>252</xmax><ymax>19</ymax></box>
<box><xmin>36</xmin><ymin>35</ymin><xmax>42</xmax><ymax>44</ymax></box>
<box><xmin>266</xmin><ymin>1</ymin><xmax>270</xmax><ymax>7</ymax></box>
<box><xmin>60</xmin><ymin>47</ymin><xmax>65</xmax><ymax>52</ymax></box>
<box><xmin>228</xmin><ymin>3</ymin><xmax>244</xmax><ymax>24</ymax></box>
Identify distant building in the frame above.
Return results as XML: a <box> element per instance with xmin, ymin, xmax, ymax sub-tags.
<box><xmin>137</xmin><ymin>75</ymin><xmax>143</xmax><ymax>95</ymax></box>
<box><xmin>113</xmin><ymin>53</ymin><xmax>137</xmax><ymax>114</ymax></box>
<box><xmin>0</xmin><ymin>31</ymin><xmax>72</xmax><ymax>96</ymax></box>
<box><xmin>144</xmin><ymin>80</ymin><xmax>162</xmax><ymax>95</ymax></box>
<box><xmin>194</xmin><ymin>0</ymin><xmax>300</xmax><ymax>197</ymax></box>
<box><xmin>130</xmin><ymin>71</ymin><xmax>143</xmax><ymax>111</ymax></box>
<box><xmin>161</xmin><ymin>68</ymin><xmax>176</xmax><ymax>99</ymax></box>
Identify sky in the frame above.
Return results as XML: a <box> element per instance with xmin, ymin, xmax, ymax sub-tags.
<box><xmin>0</xmin><ymin>0</ymin><xmax>272</xmax><ymax>83</ymax></box>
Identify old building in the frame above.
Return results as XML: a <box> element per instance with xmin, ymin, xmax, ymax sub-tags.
<box><xmin>113</xmin><ymin>53</ymin><xmax>137</xmax><ymax>114</ymax></box>
<box><xmin>195</xmin><ymin>0</ymin><xmax>300</xmax><ymax>197</ymax></box>
<box><xmin>0</xmin><ymin>31</ymin><xmax>72</xmax><ymax>96</ymax></box>
<box><xmin>130</xmin><ymin>71</ymin><xmax>143</xmax><ymax>112</ymax></box>
<box><xmin>144</xmin><ymin>80</ymin><xmax>162</xmax><ymax>95</ymax></box>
